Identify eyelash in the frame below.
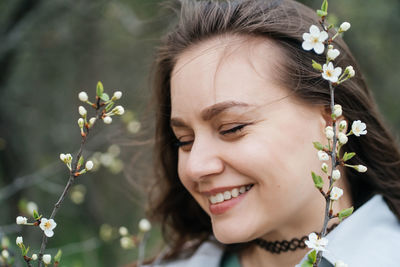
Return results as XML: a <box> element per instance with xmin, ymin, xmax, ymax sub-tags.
<box><xmin>174</xmin><ymin>124</ymin><xmax>248</xmax><ymax>148</ymax></box>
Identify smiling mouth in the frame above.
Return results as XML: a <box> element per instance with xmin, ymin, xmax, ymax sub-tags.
<box><xmin>208</xmin><ymin>184</ymin><xmax>254</xmax><ymax>204</ymax></box>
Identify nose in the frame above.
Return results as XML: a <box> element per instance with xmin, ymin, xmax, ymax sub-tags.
<box><xmin>183</xmin><ymin>136</ymin><xmax>224</xmax><ymax>180</ymax></box>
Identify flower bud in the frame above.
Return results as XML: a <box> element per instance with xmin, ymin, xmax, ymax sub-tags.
<box><xmin>333</xmin><ymin>104</ymin><xmax>342</xmax><ymax>117</ymax></box>
<box><xmin>43</xmin><ymin>254</ymin><xmax>52</xmax><ymax>265</ymax></box>
<box><xmin>65</xmin><ymin>154</ymin><xmax>72</xmax><ymax>163</ymax></box>
<box><xmin>345</xmin><ymin>66</ymin><xmax>355</xmax><ymax>77</ymax></box>
<box><xmin>332</xmin><ymin>169</ymin><xmax>341</xmax><ymax>180</ymax></box>
<box><xmin>327</xmin><ymin>48</ymin><xmax>340</xmax><ymax>61</ymax></box>
<box><xmin>120</xmin><ymin>237</ymin><xmax>134</xmax><ymax>249</ymax></box>
<box><xmin>138</xmin><ymin>218</ymin><xmax>151</xmax><ymax>232</ymax></box>
<box><xmin>112</xmin><ymin>91</ymin><xmax>122</xmax><ymax>100</ymax></box>
<box><xmin>32</xmin><ymin>254</ymin><xmax>38</xmax><ymax>260</ymax></box>
<box><xmin>78</xmin><ymin>106</ymin><xmax>87</xmax><ymax>117</ymax></box>
<box><xmin>318</xmin><ymin>150</ymin><xmax>329</xmax><ymax>161</ymax></box>
<box><xmin>89</xmin><ymin>117</ymin><xmax>96</xmax><ymax>127</ymax></box>
<box><xmin>16</xmin><ymin>216</ymin><xmax>27</xmax><ymax>225</ymax></box>
<box><xmin>119</xmin><ymin>226</ymin><xmax>128</xmax><ymax>236</ymax></box>
<box><xmin>338</xmin><ymin>132</ymin><xmax>348</xmax><ymax>144</ymax></box>
<box><xmin>339</xmin><ymin>22</ymin><xmax>351</xmax><ymax>32</ymax></box>
<box><xmin>112</xmin><ymin>105</ymin><xmax>125</xmax><ymax>115</ymax></box>
<box><xmin>16</xmin><ymin>236</ymin><xmax>23</xmax><ymax>246</ymax></box>
<box><xmin>60</xmin><ymin>153</ymin><xmax>66</xmax><ymax>161</ymax></box>
<box><xmin>85</xmin><ymin>160</ymin><xmax>94</xmax><ymax>171</ymax></box>
<box><xmin>325</xmin><ymin>126</ymin><xmax>334</xmax><ymax>140</ymax></box>
<box><xmin>78</xmin><ymin>118</ymin><xmax>84</xmax><ymax>128</ymax></box>
<box><xmin>78</xmin><ymin>91</ymin><xmax>88</xmax><ymax>102</ymax></box>
<box><xmin>1</xmin><ymin>249</ymin><xmax>9</xmax><ymax>259</ymax></box>
<box><xmin>103</xmin><ymin>116</ymin><xmax>112</xmax><ymax>124</ymax></box>
<box><xmin>321</xmin><ymin>163</ymin><xmax>328</xmax><ymax>173</ymax></box>
<box><xmin>356</xmin><ymin>165</ymin><xmax>367</xmax><ymax>173</ymax></box>
<box><xmin>339</xmin><ymin>120</ymin><xmax>347</xmax><ymax>131</ymax></box>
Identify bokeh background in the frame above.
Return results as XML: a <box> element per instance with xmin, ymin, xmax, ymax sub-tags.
<box><xmin>0</xmin><ymin>0</ymin><xmax>399</xmax><ymax>266</ymax></box>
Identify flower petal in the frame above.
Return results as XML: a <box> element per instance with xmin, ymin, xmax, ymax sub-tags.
<box><xmin>302</xmin><ymin>32</ymin><xmax>311</xmax><ymax>41</ymax></box>
<box><xmin>310</xmin><ymin>25</ymin><xmax>320</xmax><ymax>35</ymax></box>
<box><xmin>302</xmin><ymin>41</ymin><xmax>313</xmax><ymax>51</ymax></box>
<box><xmin>314</xmin><ymin>43</ymin><xmax>325</xmax><ymax>54</ymax></box>
<box><xmin>319</xmin><ymin>31</ymin><xmax>329</xmax><ymax>41</ymax></box>
<box><xmin>45</xmin><ymin>230</ymin><xmax>54</xmax><ymax>237</ymax></box>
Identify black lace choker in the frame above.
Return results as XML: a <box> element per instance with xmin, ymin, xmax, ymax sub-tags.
<box><xmin>254</xmin><ymin>224</ymin><xmax>338</xmax><ymax>254</ymax></box>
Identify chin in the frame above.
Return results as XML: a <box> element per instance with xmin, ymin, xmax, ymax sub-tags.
<box><xmin>211</xmin><ymin>219</ymin><xmax>256</xmax><ymax>244</ymax></box>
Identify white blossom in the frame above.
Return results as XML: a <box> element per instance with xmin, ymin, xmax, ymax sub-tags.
<box><xmin>119</xmin><ymin>226</ymin><xmax>129</xmax><ymax>236</ymax></box>
<box><xmin>302</xmin><ymin>25</ymin><xmax>329</xmax><ymax>54</ymax></box>
<box><xmin>138</xmin><ymin>218</ymin><xmax>151</xmax><ymax>232</ymax></box>
<box><xmin>338</xmin><ymin>132</ymin><xmax>348</xmax><ymax>144</ymax></box>
<box><xmin>112</xmin><ymin>106</ymin><xmax>125</xmax><ymax>115</ymax></box>
<box><xmin>332</xmin><ymin>169</ymin><xmax>341</xmax><ymax>180</ymax></box>
<box><xmin>339</xmin><ymin>22</ymin><xmax>351</xmax><ymax>32</ymax></box>
<box><xmin>59</xmin><ymin>153</ymin><xmax>66</xmax><ymax>161</ymax></box>
<box><xmin>335</xmin><ymin>260</ymin><xmax>348</xmax><ymax>267</ymax></box>
<box><xmin>85</xmin><ymin>160</ymin><xmax>94</xmax><ymax>171</ymax></box>
<box><xmin>78</xmin><ymin>106</ymin><xmax>87</xmax><ymax>117</ymax></box>
<box><xmin>16</xmin><ymin>236</ymin><xmax>23</xmax><ymax>246</ymax></box>
<box><xmin>330</xmin><ymin>186</ymin><xmax>344</xmax><ymax>200</ymax></box>
<box><xmin>339</xmin><ymin>120</ymin><xmax>347</xmax><ymax>131</ymax></box>
<box><xmin>318</xmin><ymin>150</ymin><xmax>330</xmax><ymax>161</ymax></box>
<box><xmin>1</xmin><ymin>249</ymin><xmax>9</xmax><ymax>259</ymax></box>
<box><xmin>325</xmin><ymin>126</ymin><xmax>334</xmax><ymax>140</ymax></box>
<box><xmin>305</xmin><ymin>232</ymin><xmax>328</xmax><ymax>252</ymax></box>
<box><xmin>39</xmin><ymin>218</ymin><xmax>57</xmax><ymax>238</ymax></box>
<box><xmin>352</xmin><ymin>120</ymin><xmax>367</xmax><ymax>136</ymax></box>
<box><xmin>327</xmin><ymin>48</ymin><xmax>340</xmax><ymax>61</ymax></box>
<box><xmin>345</xmin><ymin>66</ymin><xmax>355</xmax><ymax>77</ymax></box>
<box><xmin>113</xmin><ymin>91</ymin><xmax>122</xmax><ymax>100</ymax></box>
<box><xmin>43</xmin><ymin>254</ymin><xmax>51</xmax><ymax>265</ymax></box>
<box><xmin>333</xmin><ymin>104</ymin><xmax>342</xmax><ymax>117</ymax></box>
<box><xmin>103</xmin><ymin>116</ymin><xmax>112</xmax><ymax>124</ymax></box>
<box><xmin>89</xmin><ymin>117</ymin><xmax>96</xmax><ymax>126</ymax></box>
<box><xmin>16</xmin><ymin>216</ymin><xmax>28</xmax><ymax>225</ymax></box>
<box><xmin>356</xmin><ymin>165</ymin><xmax>368</xmax><ymax>173</ymax></box>
<box><xmin>32</xmin><ymin>254</ymin><xmax>38</xmax><ymax>260</ymax></box>
<box><xmin>322</xmin><ymin>62</ymin><xmax>342</xmax><ymax>83</ymax></box>
<box><xmin>78</xmin><ymin>92</ymin><xmax>88</xmax><ymax>102</ymax></box>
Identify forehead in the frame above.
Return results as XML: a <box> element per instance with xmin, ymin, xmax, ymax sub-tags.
<box><xmin>170</xmin><ymin>34</ymin><xmax>289</xmax><ymax>116</ymax></box>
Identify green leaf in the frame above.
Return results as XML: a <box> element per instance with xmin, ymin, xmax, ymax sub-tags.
<box><xmin>54</xmin><ymin>249</ymin><xmax>62</xmax><ymax>262</ymax></box>
<box><xmin>96</xmin><ymin>81</ymin><xmax>104</xmax><ymax>97</ymax></box>
<box><xmin>308</xmin><ymin>250</ymin><xmax>317</xmax><ymax>263</ymax></box>
<box><xmin>78</xmin><ymin>156</ymin><xmax>84</xmax><ymax>167</ymax></box>
<box><xmin>312</xmin><ymin>172</ymin><xmax>324</xmax><ymax>189</ymax></box>
<box><xmin>316</xmin><ymin>9</ymin><xmax>328</xmax><ymax>17</ymax></box>
<box><xmin>343</xmin><ymin>152</ymin><xmax>356</xmax><ymax>162</ymax></box>
<box><xmin>313</xmin><ymin>142</ymin><xmax>324</xmax><ymax>150</ymax></box>
<box><xmin>100</xmin><ymin>93</ymin><xmax>110</xmax><ymax>101</ymax></box>
<box><xmin>33</xmin><ymin>210</ymin><xmax>40</xmax><ymax>220</ymax></box>
<box><xmin>321</xmin><ymin>0</ymin><xmax>328</xmax><ymax>12</ymax></box>
<box><xmin>301</xmin><ymin>261</ymin><xmax>313</xmax><ymax>267</ymax></box>
<box><xmin>312</xmin><ymin>60</ymin><xmax>322</xmax><ymax>71</ymax></box>
<box><xmin>338</xmin><ymin>207</ymin><xmax>354</xmax><ymax>221</ymax></box>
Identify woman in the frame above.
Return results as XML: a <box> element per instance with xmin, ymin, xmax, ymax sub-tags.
<box><xmin>145</xmin><ymin>0</ymin><xmax>400</xmax><ymax>266</ymax></box>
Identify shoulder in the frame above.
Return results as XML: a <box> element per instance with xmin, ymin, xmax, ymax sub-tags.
<box><xmin>143</xmin><ymin>240</ymin><xmax>225</xmax><ymax>267</ymax></box>
<box><xmin>323</xmin><ymin>195</ymin><xmax>400</xmax><ymax>267</ymax></box>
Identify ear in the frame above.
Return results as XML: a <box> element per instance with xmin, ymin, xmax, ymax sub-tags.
<box><xmin>320</xmin><ymin>105</ymin><xmax>348</xmax><ymax>133</ymax></box>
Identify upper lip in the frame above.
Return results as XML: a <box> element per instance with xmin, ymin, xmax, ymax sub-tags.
<box><xmin>200</xmin><ymin>184</ymin><xmax>252</xmax><ymax>196</ymax></box>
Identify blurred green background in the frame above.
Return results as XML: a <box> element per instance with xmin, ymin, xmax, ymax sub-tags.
<box><xmin>0</xmin><ymin>0</ymin><xmax>399</xmax><ymax>266</ymax></box>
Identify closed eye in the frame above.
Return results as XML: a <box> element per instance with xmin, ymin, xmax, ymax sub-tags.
<box><xmin>220</xmin><ymin>124</ymin><xmax>248</xmax><ymax>135</ymax></box>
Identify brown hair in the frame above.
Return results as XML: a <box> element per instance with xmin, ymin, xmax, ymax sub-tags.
<box><xmin>148</xmin><ymin>0</ymin><xmax>400</xmax><ymax>261</ymax></box>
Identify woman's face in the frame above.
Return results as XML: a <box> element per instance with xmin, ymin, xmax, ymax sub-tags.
<box><xmin>170</xmin><ymin>35</ymin><xmax>328</xmax><ymax>243</ymax></box>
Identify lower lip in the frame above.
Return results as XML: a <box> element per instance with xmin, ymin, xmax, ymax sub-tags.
<box><xmin>209</xmin><ymin>189</ymin><xmax>250</xmax><ymax>215</ymax></box>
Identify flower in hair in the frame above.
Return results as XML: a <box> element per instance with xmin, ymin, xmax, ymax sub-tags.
<box><xmin>318</xmin><ymin>150</ymin><xmax>329</xmax><ymax>161</ymax></box>
<box><xmin>351</xmin><ymin>120</ymin><xmax>367</xmax><ymax>136</ymax></box>
<box><xmin>305</xmin><ymin>232</ymin><xmax>328</xmax><ymax>252</ymax></box>
<box><xmin>302</xmin><ymin>25</ymin><xmax>329</xmax><ymax>54</ymax></box>
<box><xmin>322</xmin><ymin>62</ymin><xmax>342</xmax><ymax>83</ymax></box>
<box><xmin>330</xmin><ymin>186</ymin><xmax>343</xmax><ymax>200</ymax></box>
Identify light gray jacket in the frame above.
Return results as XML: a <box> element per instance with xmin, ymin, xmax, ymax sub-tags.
<box><xmin>145</xmin><ymin>195</ymin><xmax>400</xmax><ymax>267</ymax></box>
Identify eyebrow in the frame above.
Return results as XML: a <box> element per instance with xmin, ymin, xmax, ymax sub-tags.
<box><xmin>170</xmin><ymin>101</ymin><xmax>250</xmax><ymax>127</ymax></box>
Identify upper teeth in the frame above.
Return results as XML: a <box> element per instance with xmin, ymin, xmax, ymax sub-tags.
<box><xmin>209</xmin><ymin>185</ymin><xmax>252</xmax><ymax>204</ymax></box>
